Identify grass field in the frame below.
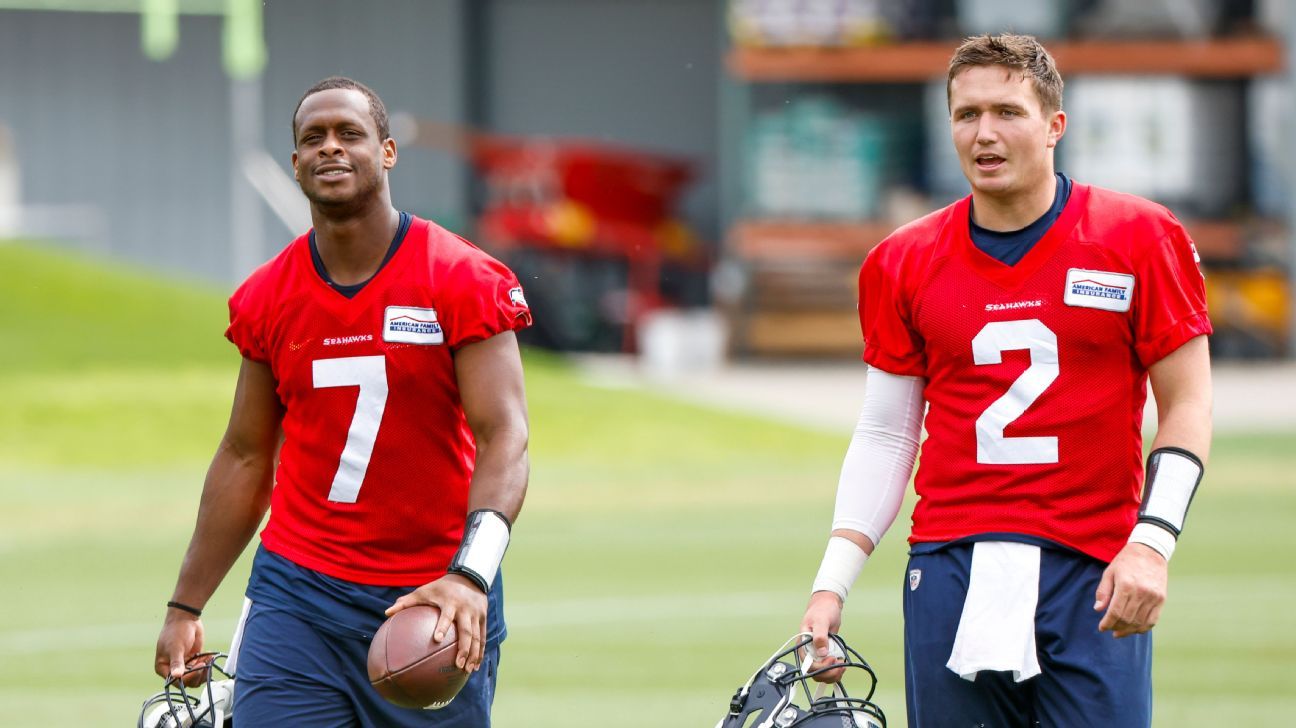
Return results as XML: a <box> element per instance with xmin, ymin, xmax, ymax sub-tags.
<box><xmin>1</xmin><ymin>241</ymin><xmax>1294</xmax><ymax>726</ymax></box>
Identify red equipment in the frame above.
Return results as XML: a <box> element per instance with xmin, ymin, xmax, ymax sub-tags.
<box><xmin>402</xmin><ymin>118</ymin><xmax>707</xmax><ymax>349</ymax></box>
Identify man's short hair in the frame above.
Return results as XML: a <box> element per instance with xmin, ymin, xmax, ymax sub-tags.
<box><xmin>292</xmin><ymin>76</ymin><xmax>391</xmax><ymax>145</ymax></box>
<box><xmin>947</xmin><ymin>34</ymin><xmax>1063</xmax><ymax>113</ymax></box>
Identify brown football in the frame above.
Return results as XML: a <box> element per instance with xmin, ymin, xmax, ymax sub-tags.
<box><xmin>367</xmin><ymin>605</ymin><xmax>469</xmax><ymax>709</ymax></box>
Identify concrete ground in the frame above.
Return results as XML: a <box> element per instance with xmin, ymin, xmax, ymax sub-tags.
<box><xmin>575</xmin><ymin>355</ymin><xmax>1296</xmax><ymax>435</ymax></box>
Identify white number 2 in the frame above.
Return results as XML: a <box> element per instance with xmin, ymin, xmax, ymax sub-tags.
<box><xmin>971</xmin><ymin>319</ymin><xmax>1059</xmax><ymax>465</ymax></box>
<box><xmin>312</xmin><ymin>355</ymin><xmax>389</xmax><ymax>503</ymax></box>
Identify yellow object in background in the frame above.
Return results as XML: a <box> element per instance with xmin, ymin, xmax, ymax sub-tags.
<box><xmin>1205</xmin><ymin>268</ymin><xmax>1291</xmax><ymax>354</ymax></box>
<box><xmin>545</xmin><ymin>200</ymin><xmax>597</xmax><ymax>248</ymax></box>
<box><xmin>727</xmin><ymin>0</ymin><xmax>893</xmax><ymax>48</ymax></box>
<box><xmin>655</xmin><ymin>219</ymin><xmax>697</xmax><ymax>260</ymax></box>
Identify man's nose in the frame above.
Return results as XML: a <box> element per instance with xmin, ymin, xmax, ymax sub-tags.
<box><xmin>975</xmin><ymin>116</ymin><xmax>998</xmax><ymax>144</ymax></box>
<box><xmin>320</xmin><ymin>132</ymin><xmax>344</xmax><ymax>155</ymax></box>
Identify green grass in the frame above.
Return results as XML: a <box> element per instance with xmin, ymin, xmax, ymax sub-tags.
<box><xmin>0</xmin><ymin>243</ymin><xmax>231</xmax><ymax>373</ymax></box>
<box><xmin>1</xmin><ymin>242</ymin><xmax>1293</xmax><ymax>726</ymax></box>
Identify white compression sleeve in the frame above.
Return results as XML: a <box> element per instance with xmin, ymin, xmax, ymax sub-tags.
<box><xmin>830</xmin><ymin>366</ymin><xmax>926</xmax><ymax>548</ymax></box>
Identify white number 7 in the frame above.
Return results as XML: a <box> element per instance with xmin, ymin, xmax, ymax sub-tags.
<box><xmin>312</xmin><ymin>355</ymin><xmax>388</xmax><ymax>503</ymax></box>
<box><xmin>972</xmin><ymin>319</ymin><xmax>1059</xmax><ymax>465</ymax></box>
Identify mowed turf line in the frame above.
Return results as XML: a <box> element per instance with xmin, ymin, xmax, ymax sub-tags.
<box><xmin>1</xmin><ymin>242</ymin><xmax>1293</xmax><ymax>726</ymax></box>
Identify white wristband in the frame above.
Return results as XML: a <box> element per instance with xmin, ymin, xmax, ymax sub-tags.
<box><xmin>1129</xmin><ymin>522</ymin><xmax>1176</xmax><ymax>562</ymax></box>
<box><xmin>448</xmin><ymin>509</ymin><xmax>511</xmax><ymax>593</ymax></box>
<box><xmin>811</xmin><ymin>536</ymin><xmax>869</xmax><ymax>602</ymax></box>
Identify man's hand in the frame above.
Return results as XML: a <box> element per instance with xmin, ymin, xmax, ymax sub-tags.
<box><xmin>154</xmin><ymin>611</ymin><xmax>206</xmax><ymax>686</ymax></box>
<box><xmin>800</xmin><ymin>591</ymin><xmax>846</xmax><ymax>683</ymax></box>
<box><xmin>1095</xmin><ymin>542</ymin><xmax>1168</xmax><ymax>638</ymax></box>
<box><xmin>387</xmin><ymin>573</ymin><xmax>487</xmax><ymax>673</ymax></box>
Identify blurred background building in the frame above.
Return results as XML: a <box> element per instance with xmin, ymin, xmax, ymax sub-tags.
<box><xmin>0</xmin><ymin>0</ymin><xmax>1291</xmax><ymax>360</ymax></box>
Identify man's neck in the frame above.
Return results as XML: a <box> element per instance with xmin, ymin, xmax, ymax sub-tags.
<box><xmin>311</xmin><ymin>201</ymin><xmax>401</xmax><ymax>286</ymax></box>
<box><xmin>971</xmin><ymin>172</ymin><xmax>1058</xmax><ymax>232</ymax></box>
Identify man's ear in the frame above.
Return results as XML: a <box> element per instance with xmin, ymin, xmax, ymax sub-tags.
<box><xmin>382</xmin><ymin>138</ymin><xmax>397</xmax><ymax>170</ymax></box>
<box><xmin>1046</xmin><ymin>110</ymin><xmax>1067</xmax><ymax>149</ymax></box>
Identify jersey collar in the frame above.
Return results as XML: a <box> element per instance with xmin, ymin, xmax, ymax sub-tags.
<box><xmin>296</xmin><ymin>216</ymin><xmax>427</xmax><ymax>315</ymax></box>
<box><xmin>954</xmin><ymin>183</ymin><xmax>1090</xmax><ymax>291</ymax></box>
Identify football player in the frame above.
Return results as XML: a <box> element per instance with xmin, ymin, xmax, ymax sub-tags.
<box><xmin>800</xmin><ymin>34</ymin><xmax>1212</xmax><ymax>727</ymax></box>
<box><xmin>152</xmin><ymin>77</ymin><xmax>531</xmax><ymax>726</ymax></box>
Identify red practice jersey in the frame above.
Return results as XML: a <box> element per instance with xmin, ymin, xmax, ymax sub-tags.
<box><xmin>859</xmin><ymin>184</ymin><xmax>1211</xmax><ymax>562</ymax></box>
<box><xmin>226</xmin><ymin>216</ymin><xmax>532</xmax><ymax>586</ymax></box>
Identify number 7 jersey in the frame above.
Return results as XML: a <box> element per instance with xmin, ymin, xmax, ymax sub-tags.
<box><xmin>860</xmin><ymin>184</ymin><xmax>1211</xmax><ymax>562</ymax></box>
<box><xmin>225</xmin><ymin>216</ymin><xmax>532</xmax><ymax>586</ymax></box>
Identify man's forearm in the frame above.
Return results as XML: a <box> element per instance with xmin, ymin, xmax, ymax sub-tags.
<box><xmin>169</xmin><ymin>442</ymin><xmax>275</xmax><ymax>609</ymax></box>
<box><xmin>1149</xmin><ymin>398</ymin><xmax>1212</xmax><ymax>465</ymax></box>
<box><xmin>1148</xmin><ymin>335</ymin><xmax>1212</xmax><ymax>464</ymax></box>
<box><xmin>465</xmin><ymin>426</ymin><xmax>528</xmax><ymax>524</ymax></box>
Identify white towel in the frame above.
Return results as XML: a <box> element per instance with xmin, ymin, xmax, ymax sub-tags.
<box><xmin>223</xmin><ymin>596</ymin><xmax>254</xmax><ymax>676</ymax></box>
<box><xmin>945</xmin><ymin>541</ymin><xmax>1042</xmax><ymax>683</ymax></box>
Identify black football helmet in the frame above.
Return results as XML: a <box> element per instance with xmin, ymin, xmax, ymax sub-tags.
<box><xmin>138</xmin><ymin>652</ymin><xmax>235</xmax><ymax>728</ymax></box>
<box><xmin>718</xmin><ymin>633</ymin><xmax>886</xmax><ymax>728</ymax></box>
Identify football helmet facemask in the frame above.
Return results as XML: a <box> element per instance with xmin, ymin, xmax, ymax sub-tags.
<box><xmin>718</xmin><ymin>633</ymin><xmax>886</xmax><ymax>728</ymax></box>
<box><xmin>138</xmin><ymin>652</ymin><xmax>234</xmax><ymax>728</ymax></box>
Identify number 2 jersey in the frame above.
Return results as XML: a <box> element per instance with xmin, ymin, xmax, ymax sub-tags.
<box><xmin>226</xmin><ymin>215</ymin><xmax>532</xmax><ymax>586</ymax></box>
<box><xmin>860</xmin><ymin>184</ymin><xmax>1211</xmax><ymax>562</ymax></box>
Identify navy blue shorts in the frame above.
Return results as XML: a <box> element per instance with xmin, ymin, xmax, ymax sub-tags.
<box><xmin>233</xmin><ymin>600</ymin><xmax>499</xmax><ymax>727</ymax></box>
<box><xmin>903</xmin><ymin>541</ymin><xmax>1152</xmax><ymax>728</ymax></box>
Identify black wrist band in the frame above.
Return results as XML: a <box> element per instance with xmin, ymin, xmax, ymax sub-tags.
<box><xmin>447</xmin><ymin>565</ymin><xmax>491</xmax><ymax>594</ymax></box>
<box><xmin>167</xmin><ymin>600</ymin><xmax>203</xmax><ymax>617</ymax></box>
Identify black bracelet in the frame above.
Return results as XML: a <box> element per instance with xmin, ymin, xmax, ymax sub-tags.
<box><xmin>447</xmin><ymin>564</ymin><xmax>491</xmax><ymax>594</ymax></box>
<box><xmin>167</xmin><ymin>600</ymin><xmax>203</xmax><ymax>617</ymax></box>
